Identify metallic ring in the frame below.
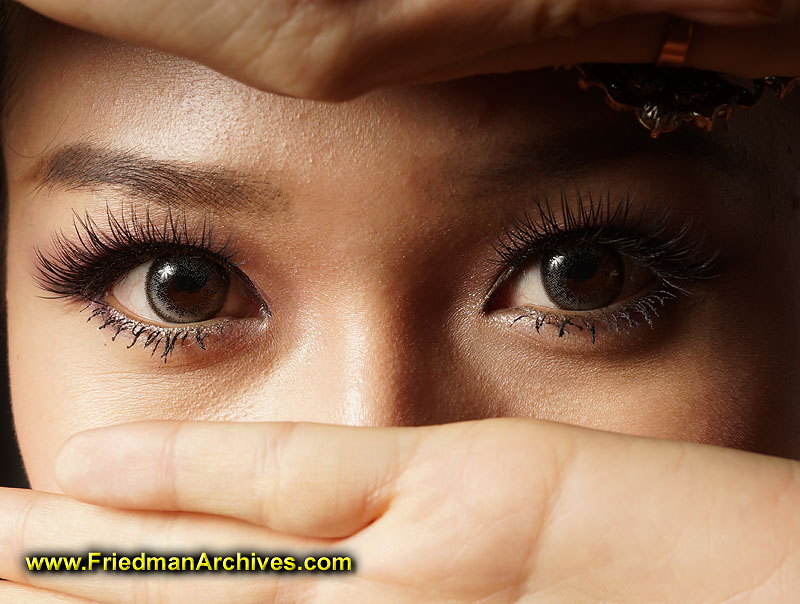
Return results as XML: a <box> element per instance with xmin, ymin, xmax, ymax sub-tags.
<box><xmin>656</xmin><ymin>19</ymin><xmax>694</xmax><ymax>68</ymax></box>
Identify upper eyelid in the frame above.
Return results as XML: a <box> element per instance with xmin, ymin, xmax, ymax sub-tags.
<box><xmin>35</xmin><ymin>194</ymin><xmax>718</xmax><ymax>302</ymax></box>
<box><xmin>484</xmin><ymin>194</ymin><xmax>723</xmax><ymax>341</ymax></box>
<box><xmin>493</xmin><ymin>190</ymin><xmax>642</xmax><ymax>263</ymax></box>
<box><xmin>33</xmin><ymin>206</ymin><xmax>268</xmax><ymax>362</ymax></box>
<box><xmin>33</xmin><ymin>203</ymin><xmax>238</xmax><ymax>300</ymax></box>
<box><xmin>487</xmin><ymin>192</ymin><xmax>720</xmax><ymax>315</ymax></box>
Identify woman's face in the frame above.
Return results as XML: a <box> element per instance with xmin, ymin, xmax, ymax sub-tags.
<box><xmin>4</xmin><ymin>19</ymin><xmax>800</xmax><ymax>492</ymax></box>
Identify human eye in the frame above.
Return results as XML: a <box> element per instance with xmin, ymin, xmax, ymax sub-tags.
<box><xmin>34</xmin><ymin>204</ymin><xmax>268</xmax><ymax>361</ymax></box>
<box><xmin>485</xmin><ymin>191</ymin><xmax>720</xmax><ymax>342</ymax></box>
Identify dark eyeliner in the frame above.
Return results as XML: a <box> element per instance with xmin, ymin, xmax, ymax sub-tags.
<box><xmin>33</xmin><ymin>203</ymin><xmax>267</xmax><ymax>361</ymax></box>
<box><xmin>488</xmin><ymin>190</ymin><xmax>720</xmax><ymax>341</ymax></box>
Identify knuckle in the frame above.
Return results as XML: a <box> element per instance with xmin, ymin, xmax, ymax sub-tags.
<box><xmin>254</xmin><ymin>422</ymin><xmax>300</xmax><ymax>527</ymax></box>
<box><xmin>15</xmin><ymin>495</ymin><xmax>40</xmax><ymax>560</ymax></box>
<box><xmin>132</xmin><ymin>574</ymin><xmax>169</xmax><ymax>604</ymax></box>
<box><xmin>157</xmin><ymin>422</ymin><xmax>183</xmax><ymax>509</ymax></box>
<box><xmin>279</xmin><ymin>53</ymin><xmax>367</xmax><ymax>101</ymax></box>
<box><xmin>234</xmin><ymin>4</ymin><xmax>364</xmax><ymax>100</ymax></box>
<box><xmin>511</xmin><ymin>0</ymin><xmax>623</xmax><ymax>41</ymax></box>
<box><xmin>781</xmin><ymin>458</ymin><xmax>800</xmax><ymax>504</ymax></box>
<box><xmin>255</xmin><ymin>576</ymin><xmax>315</xmax><ymax>604</ymax></box>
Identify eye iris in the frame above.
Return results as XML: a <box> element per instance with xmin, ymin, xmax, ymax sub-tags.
<box><xmin>541</xmin><ymin>242</ymin><xmax>624</xmax><ymax>311</ymax></box>
<box><xmin>145</xmin><ymin>255</ymin><xmax>230</xmax><ymax>323</ymax></box>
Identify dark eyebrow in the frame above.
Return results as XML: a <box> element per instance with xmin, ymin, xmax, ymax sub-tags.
<box><xmin>30</xmin><ymin>124</ymin><xmax>754</xmax><ymax>216</ymax></box>
<box><xmin>461</xmin><ymin>119</ymin><xmax>754</xmax><ymax>193</ymax></box>
<box><xmin>29</xmin><ymin>142</ymin><xmax>284</xmax><ymax>214</ymax></box>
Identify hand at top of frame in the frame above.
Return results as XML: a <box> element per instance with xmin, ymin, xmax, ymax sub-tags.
<box><xmin>13</xmin><ymin>0</ymin><xmax>800</xmax><ymax>101</ymax></box>
<box><xmin>1</xmin><ymin>418</ymin><xmax>799</xmax><ymax>603</ymax></box>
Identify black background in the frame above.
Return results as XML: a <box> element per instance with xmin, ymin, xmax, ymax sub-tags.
<box><xmin>1</xmin><ymin>313</ymin><xmax>28</xmax><ymax>488</ymax></box>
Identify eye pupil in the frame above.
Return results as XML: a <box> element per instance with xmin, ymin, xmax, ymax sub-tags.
<box><xmin>541</xmin><ymin>242</ymin><xmax>624</xmax><ymax>310</ymax></box>
<box><xmin>146</xmin><ymin>255</ymin><xmax>230</xmax><ymax>323</ymax></box>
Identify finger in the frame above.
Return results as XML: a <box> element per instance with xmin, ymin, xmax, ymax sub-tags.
<box><xmin>56</xmin><ymin>421</ymin><xmax>424</xmax><ymax>538</ymax></box>
<box><xmin>13</xmin><ymin>0</ymin><xmax>796</xmax><ymax>101</ymax></box>
<box><xmin>387</xmin><ymin>18</ymin><xmax>800</xmax><ymax>91</ymax></box>
<box><xmin>48</xmin><ymin>419</ymin><xmax>800</xmax><ymax>602</ymax></box>
<box><xmin>0</xmin><ymin>580</ymin><xmax>100</xmax><ymax>603</ymax></box>
<box><xmin>0</xmin><ymin>488</ymin><xmax>323</xmax><ymax>604</ymax></box>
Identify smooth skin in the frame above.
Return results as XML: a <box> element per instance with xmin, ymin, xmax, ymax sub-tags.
<box><xmin>2</xmin><ymin>0</ymin><xmax>800</xmax><ymax>602</ymax></box>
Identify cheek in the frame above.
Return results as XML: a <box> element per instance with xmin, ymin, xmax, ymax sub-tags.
<box><xmin>5</xmin><ymin>230</ymin><xmax>152</xmax><ymax>491</ymax></box>
<box><xmin>2</xmin><ymin>193</ymin><xmax>224</xmax><ymax>491</ymax></box>
<box><xmin>460</xmin><ymin>295</ymin><xmax>799</xmax><ymax>457</ymax></box>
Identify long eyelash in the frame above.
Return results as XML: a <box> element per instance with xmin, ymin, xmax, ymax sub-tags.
<box><xmin>491</xmin><ymin>190</ymin><xmax>720</xmax><ymax>341</ymax></box>
<box><xmin>88</xmin><ymin>304</ymin><xmax>229</xmax><ymax>361</ymax></box>
<box><xmin>35</xmin><ymin>203</ymin><xmax>234</xmax><ymax>299</ymax></box>
<box><xmin>34</xmin><ymin>203</ymin><xmax>241</xmax><ymax>361</ymax></box>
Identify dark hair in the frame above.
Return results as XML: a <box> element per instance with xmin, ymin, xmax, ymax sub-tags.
<box><xmin>0</xmin><ymin>0</ymin><xmax>28</xmax><ymax>110</ymax></box>
<box><xmin>0</xmin><ymin>0</ymin><xmax>13</xmax><ymax>96</ymax></box>
<box><xmin>0</xmin><ymin>0</ymin><xmax>31</xmax><ymax>210</ymax></box>
<box><xmin>0</xmin><ymin>0</ymin><xmax>28</xmax><ymax>310</ymax></box>
<box><xmin>0</xmin><ymin>0</ymin><xmax>32</xmax><ymax>487</ymax></box>
<box><xmin>0</xmin><ymin>0</ymin><xmax>21</xmax><ymax>352</ymax></box>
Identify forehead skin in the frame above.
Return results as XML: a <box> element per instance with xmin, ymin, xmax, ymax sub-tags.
<box><xmin>3</xmin><ymin>18</ymin><xmax>800</xmax><ymax>491</ymax></box>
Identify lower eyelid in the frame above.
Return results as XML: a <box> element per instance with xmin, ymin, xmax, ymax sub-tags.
<box><xmin>83</xmin><ymin>302</ymin><xmax>238</xmax><ymax>362</ymax></box>
<box><xmin>492</xmin><ymin>282</ymin><xmax>686</xmax><ymax>344</ymax></box>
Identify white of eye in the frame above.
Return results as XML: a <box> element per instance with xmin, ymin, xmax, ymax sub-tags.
<box><xmin>502</xmin><ymin>261</ymin><xmax>551</xmax><ymax>308</ymax></box>
<box><xmin>109</xmin><ymin>259</ymin><xmax>156</xmax><ymax>322</ymax></box>
<box><xmin>107</xmin><ymin>255</ymin><xmax>265</xmax><ymax>327</ymax></box>
<box><xmin>495</xmin><ymin>243</ymin><xmax>655</xmax><ymax>313</ymax></box>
